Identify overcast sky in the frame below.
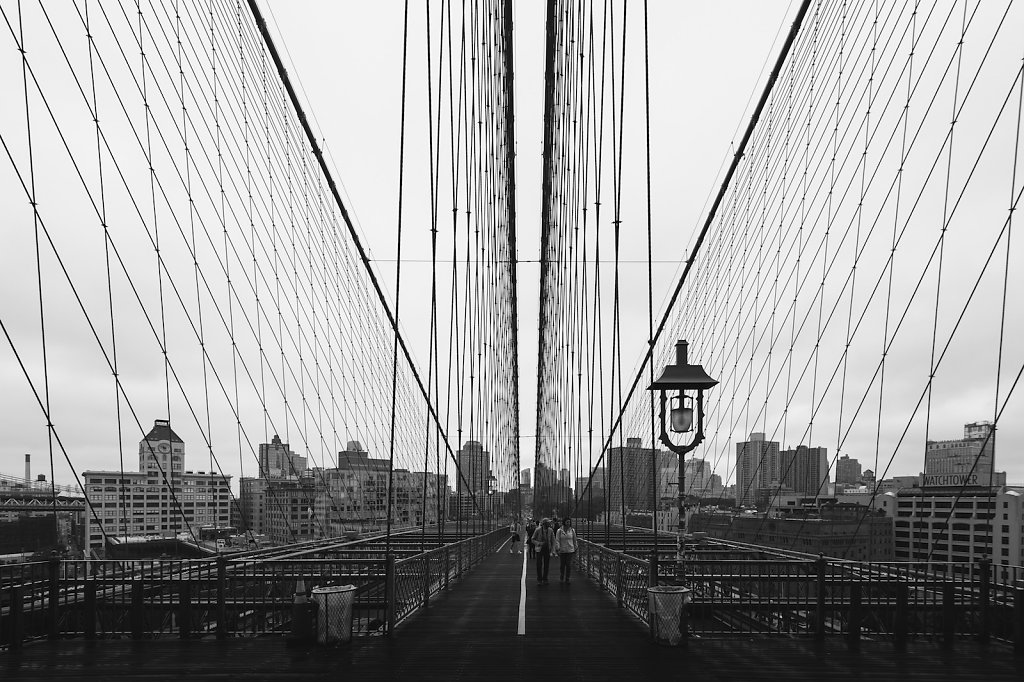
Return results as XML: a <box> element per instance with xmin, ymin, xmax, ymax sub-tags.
<box><xmin>2</xmin><ymin>1</ymin><xmax>1021</xmax><ymax>493</ymax></box>
<box><xmin>260</xmin><ymin>1</ymin><xmax>814</xmax><ymax>476</ymax></box>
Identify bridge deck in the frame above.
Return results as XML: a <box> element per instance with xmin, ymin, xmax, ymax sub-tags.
<box><xmin>4</xmin><ymin>543</ymin><xmax>1023</xmax><ymax>680</ymax></box>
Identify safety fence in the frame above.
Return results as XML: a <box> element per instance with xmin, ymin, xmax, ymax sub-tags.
<box><xmin>575</xmin><ymin>539</ymin><xmax>654</xmax><ymax>623</ymax></box>
<box><xmin>390</xmin><ymin>528</ymin><xmax>507</xmax><ymax>626</ymax></box>
<box><xmin>574</xmin><ymin>538</ymin><xmax>1024</xmax><ymax>650</ymax></box>
<box><xmin>0</xmin><ymin>529</ymin><xmax>506</xmax><ymax>648</ymax></box>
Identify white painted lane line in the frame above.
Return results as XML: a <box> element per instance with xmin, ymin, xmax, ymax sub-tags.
<box><xmin>517</xmin><ymin>545</ymin><xmax>527</xmax><ymax>635</ymax></box>
<box><xmin>496</xmin><ymin>536</ymin><xmax>512</xmax><ymax>553</ymax></box>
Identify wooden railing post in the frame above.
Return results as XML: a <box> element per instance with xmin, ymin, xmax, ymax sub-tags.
<box><xmin>680</xmin><ymin>586</ymin><xmax>689</xmax><ymax>647</ymax></box>
<box><xmin>46</xmin><ymin>557</ymin><xmax>60</xmax><ymax>640</ymax></box>
<box><xmin>385</xmin><ymin>554</ymin><xmax>396</xmax><ymax>636</ymax></box>
<box><xmin>444</xmin><ymin>546</ymin><xmax>451</xmax><ymax>590</ymax></box>
<box><xmin>894</xmin><ymin>582</ymin><xmax>908</xmax><ymax>651</ymax></box>
<box><xmin>1014</xmin><ymin>588</ymin><xmax>1024</xmax><ymax>655</ymax></box>
<box><xmin>848</xmin><ymin>582</ymin><xmax>862</xmax><ymax>651</ymax></box>
<box><xmin>216</xmin><ymin>557</ymin><xmax>227</xmax><ymax>640</ymax></box>
<box><xmin>84</xmin><ymin>580</ymin><xmax>97</xmax><ymax>640</ymax></box>
<box><xmin>423</xmin><ymin>556</ymin><xmax>431</xmax><ymax>608</ymax></box>
<box><xmin>814</xmin><ymin>555</ymin><xmax>826</xmax><ymax>641</ymax></box>
<box><xmin>616</xmin><ymin>556</ymin><xmax>624</xmax><ymax>608</ymax></box>
<box><xmin>942</xmin><ymin>582</ymin><xmax>956</xmax><ymax>651</ymax></box>
<box><xmin>978</xmin><ymin>559</ymin><xmax>990</xmax><ymax>644</ymax></box>
<box><xmin>9</xmin><ymin>585</ymin><xmax>24</xmax><ymax>650</ymax></box>
<box><xmin>179</xmin><ymin>582</ymin><xmax>192</xmax><ymax>639</ymax></box>
<box><xmin>130</xmin><ymin>581</ymin><xmax>145</xmax><ymax>640</ymax></box>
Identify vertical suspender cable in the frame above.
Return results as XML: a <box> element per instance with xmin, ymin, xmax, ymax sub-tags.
<box><xmin>386</xmin><ymin>0</ymin><xmax>411</xmax><ymax>555</ymax></box>
<box><xmin>642</xmin><ymin>0</ymin><xmax>657</xmax><ymax>545</ymax></box>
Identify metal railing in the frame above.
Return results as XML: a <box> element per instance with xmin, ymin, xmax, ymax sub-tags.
<box><xmin>575</xmin><ymin>539</ymin><xmax>652</xmax><ymax>623</ymax></box>
<box><xmin>681</xmin><ymin>557</ymin><xmax>1024</xmax><ymax>647</ymax></box>
<box><xmin>391</xmin><ymin>528</ymin><xmax>506</xmax><ymax>627</ymax></box>
<box><xmin>0</xmin><ymin>528</ymin><xmax>506</xmax><ymax>648</ymax></box>
<box><xmin>573</xmin><ymin>536</ymin><xmax>1024</xmax><ymax>651</ymax></box>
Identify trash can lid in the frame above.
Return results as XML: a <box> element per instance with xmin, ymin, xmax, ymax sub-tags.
<box><xmin>648</xmin><ymin>585</ymin><xmax>690</xmax><ymax>594</ymax></box>
<box><xmin>311</xmin><ymin>584</ymin><xmax>357</xmax><ymax>594</ymax></box>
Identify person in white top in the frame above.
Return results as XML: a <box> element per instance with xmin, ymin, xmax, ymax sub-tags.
<box><xmin>555</xmin><ymin>518</ymin><xmax>578</xmax><ymax>583</ymax></box>
<box><xmin>509</xmin><ymin>519</ymin><xmax>522</xmax><ymax>554</ymax></box>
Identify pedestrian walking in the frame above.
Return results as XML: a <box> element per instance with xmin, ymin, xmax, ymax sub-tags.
<box><xmin>556</xmin><ymin>518</ymin><xmax>578</xmax><ymax>583</ymax></box>
<box><xmin>532</xmin><ymin>518</ymin><xmax>556</xmax><ymax>584</ymax></box>
<box><xmin>525</xmin><ymin>519</ymin><xmax>537</xmax><ymax>559</ymax></box>
<box><xmin>509</xmin><ymin>519</ymin><xmax>522</xmax><ymax>554</ymax></box>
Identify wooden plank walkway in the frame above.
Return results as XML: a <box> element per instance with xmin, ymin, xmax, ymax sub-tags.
<box><xmin>4</xmin><ymin>545</ymin><xmax>1024</xmax><ymax>680</ymax></box>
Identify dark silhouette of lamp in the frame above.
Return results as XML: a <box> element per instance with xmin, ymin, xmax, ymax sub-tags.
<box><xmin>649</xmin><ymin>340</ymin><xmax>718</xmax><ymax>456</ymax></box>
<box><xmin>648</xmin><ymin>340</ymin><xmax>718</xmax><ymax>579</ymax></box>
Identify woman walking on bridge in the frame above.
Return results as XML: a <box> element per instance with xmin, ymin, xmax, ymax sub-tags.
<box><xmin>509</xmin><ymin>519</ymin><xmax>522</xmax><ymax>553</ymax></box>
<box><xmin>555</xmin><ymin>518</ymin><xmax>578</xmax><ymax>583</ymax></box>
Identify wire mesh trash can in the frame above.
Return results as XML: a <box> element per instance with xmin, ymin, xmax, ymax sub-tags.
<box><xmin>648</xmin><ymin>586</ymin><xmax>690</xmax><ymax>646</ymax></box>
<box><xmin>311</xmin><ymin>585</ymin><xmax>357</xmax><ymax>644</ymax></box>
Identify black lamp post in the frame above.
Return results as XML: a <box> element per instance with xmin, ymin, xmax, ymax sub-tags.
<box><xmin>648</xmin><ymin>340</ymin><xmax>718</xmax><ymax>577</ymax></box>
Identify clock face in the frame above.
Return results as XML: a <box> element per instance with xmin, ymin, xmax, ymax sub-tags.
<box><xmin>158</xmin><ymin>442</ymin><xmax>171</xmax><ymax>453</ymax></box>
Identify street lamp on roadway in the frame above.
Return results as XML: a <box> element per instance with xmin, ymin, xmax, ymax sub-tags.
<box><xmin>648</xmin><ymin>339</ymin><xmax>718</xmax><ymax>578</ymax></box>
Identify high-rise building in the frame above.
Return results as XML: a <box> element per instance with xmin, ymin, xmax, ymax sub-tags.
<box><xmin>690</xmin><ymin>505</ymin><xmax>894</xmax><ymax>562</ymax></box>
<box><xmin>258</xmin><ymin>435</ymin><xmax>306</xmax><ymax>479</ymax></box>
<box><xmin>606</xmin><ymin>438</ymin><xmax>675</xmax><ymax>512</ymax></box>
<box><xmin>780</xmin><ymin>445</ymin><xmax>830</xmax><ymax>498</ymax></box>
<box><xmin>657</xmin><ymin>458</ymin><xmax>723</xmax><ymax>503</ymax></box>
<box><xmin>312</xmin><ymin>441</ymin><xmax>448</xmax><ymax>536</ymax></box>
<box><xmin>240</xmin><ymin>436</ymin><xmax>313</xmax><ymax>542</ymax></box>
<box><xmin>735</xmin><ymin>433</ymin><xmax>780</xmax><ymax>507</ymax></box>
<box><xmin>683</xmin><ymin>458</ymin><xmax>724</xmax><ymax>498</ymax></box>
<box><xmin>264</xmin><ymin>477</ymin><xmax>318</xmax><ymax>544</ymax></box>
<box><xmin>893</xmin><ymin>486</ymin><xmax>1024</xmax><ymax>575</ymax></box>
<box><xmin>239</xmin><ymin>475</ymin><xmax>318</xmax><ymax>545</ymax></box>
<box><xmin>390</xmin><ymin>469</ymin><xmax>449</xmax><ymax>526</ymax></box>
<box><xmin>239</xmin><ymin>477</ymin><xmax>268</xmax><ymax>536</ymax></box>
<box><xmin>456</xmin><ymin>440</ymin><xmax>491</xmax><ymax>497</ymax></box>
<box><xmin>83</xmin><ymin>420</ymin><xmax>232</xmax><ymax>554</ymax></box>
<box><xmin>574</xmin><ymin>468</ymin><xmax>605</xmax><ymax>499</ymax></box>
<box><xmin>314</xmin><ymin>442</ymin><xmax>389</xmax><ymax>535</ymax></box>
<box><xmin>559</xmin><ymin>468</ymin><xmax>571</xmax><ymax>488</ymax></box>
<box><xmin>923</xmin><ymin>421</ymin><xmax>997</xmax><ymax>486</ymax></box>
<box><xmin>521</xmin><ymin>468</ymin><xmax>531</xmax><ymax>487</ymax></box>
<box><xmin>836</xmin><ymin>454</ymin><xmax>862</xmax><ymax>485</ymax></box>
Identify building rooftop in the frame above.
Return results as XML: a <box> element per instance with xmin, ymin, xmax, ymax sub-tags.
<box><xmin>143</xmin><ymin>419</ymin><xmax>184</xmax><ymax>444</ymax></box>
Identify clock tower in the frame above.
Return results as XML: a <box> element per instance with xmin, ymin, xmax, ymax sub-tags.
<box><xmin>139</xmin><ymin>418</ymin><xmax>185</xmax><ymax>480</ymax></box>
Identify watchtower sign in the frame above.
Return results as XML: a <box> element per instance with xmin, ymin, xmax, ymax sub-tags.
<box><xmin>922</xmin><ymin>473</ymin><xmax>981</xmax><ymax>487</ymax></box>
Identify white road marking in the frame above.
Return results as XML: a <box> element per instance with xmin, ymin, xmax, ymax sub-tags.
<box><xmin>496</xmin><ymin>536</ymin><xmax>512</xmax><ymax>553</ymax></box>
<box><xmin>517</xmin><ymin>546</ymin><xmax>527</xmax><ymax>635</ymax></box>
